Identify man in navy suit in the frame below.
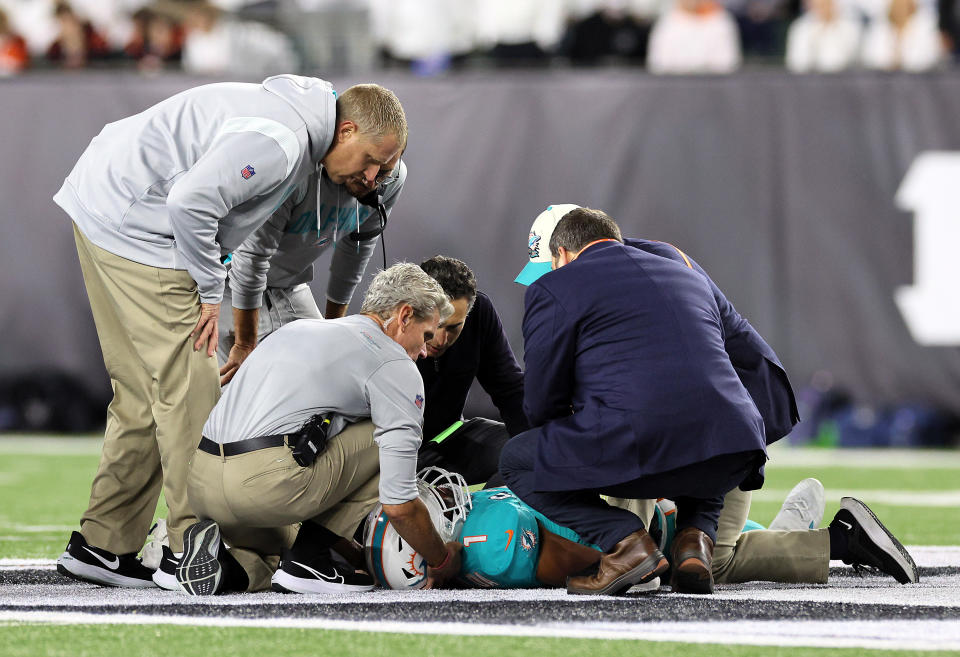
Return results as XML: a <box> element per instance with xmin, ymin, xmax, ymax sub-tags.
<box><xmin>500</xmin><ymin>206</ymin><xmax>768</xmax><ymax>596</ymax></box>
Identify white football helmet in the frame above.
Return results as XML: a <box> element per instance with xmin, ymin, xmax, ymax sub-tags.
<box><xmin>363</xmin><ymin>467</ymin><xmax>472</xmax><ymax>590</ymax></box>
<box><xmin>651</xmin><ymin>498</ymin><xmax>677</xmax><ymax>553</ymax></box>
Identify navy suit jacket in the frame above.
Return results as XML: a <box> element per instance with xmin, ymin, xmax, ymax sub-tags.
<box><xmin>624</xmin><ymin>238</ymin><xmax>799</xmax><ymax>444</ymax></box>
<box><xmin>522</xmin><ymin>240</ymin><xmax>767</xmax><ymax>492</ymax></box>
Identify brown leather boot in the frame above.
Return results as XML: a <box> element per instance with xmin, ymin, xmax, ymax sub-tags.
<box><xmin>670</xmin><ymin>527</ymin><xmax>714</xmax><ymax>594</ymax></box>
<box><xmin>566</xmin><ymin>529</ymin><xmax>669</xmax><ymax>596</ymax></box>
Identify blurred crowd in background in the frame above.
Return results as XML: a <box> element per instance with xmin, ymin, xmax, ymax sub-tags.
<box><xmin>1</xmin><ymin>0</ymin><xmax>959</xmax><ymax>77</ymax></box>
<box><xmin>2</xmin><ymin>2</ymin><xmax>958</xmax><ymax>442</ymax></box>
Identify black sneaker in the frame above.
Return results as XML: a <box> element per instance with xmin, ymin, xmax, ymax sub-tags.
<box><xmin>57</xmin><ymin>531</ymin><xmax>156</xmax><ymax>588</ymax></box>
<box><xmin>831</xmin><ymin>497</ymin><xmax>919</xmax><ymax>584</ymax></box>
<box><xmin>152</xmin><ymin>545</ymin><xmax>181</xmax><ymax>591</ymax></box>
<box><xmin>176</xmin><ymin>520</ymin><xmax>224</xmax><ymax>595</ymax></box>
<box><xmin>271</xmin><ymin>547</ymin><xmax>375</xmax><ymax>594</ymax></box>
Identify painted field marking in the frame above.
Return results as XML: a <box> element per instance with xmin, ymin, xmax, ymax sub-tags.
<box><xmin>767</xmin><ymin>445</ymin><xmax>960</xmax><ymax>468</ymax></box>
<box><xmin>3</xmin><ymin>551</ymin><xmax>957</xmax><ymax>606</ymax></box>
<box><xmin>0</xmin><ymin>437</ymin><xmax>102</xmax><ymax>455</ymax></box>
<box><xmin>0</xmin><ymin>545</ymin><xmax>960</xmax><ymax>569</ymax></box>
<box><xmin>2</xmin><ymin>612</ymin><xmax>958</xmax><ymax>651</ymax></box>
<box><xmin>2</xmin><ymin>438</ymin><xmax>960</xmax><ymax>468</ymax></box>
<box><xmin>0</xmin><ymin>560</ymin><xmax>56</xmax><ymax>568</ymax></box>
<box><xmin>0</xmin><ymin>525</ymin><xmax>75</xmax><ymax>533</ymax></box>
<box><xmin>2</xmin><ymin>553</ymin><xmax>958</xmax><ymax>652</ymax></box>
<box><xmin>751</xmin><ymin>489</ymin><xmax>960</xmax><ymax>507</ymax></box>
<box><xmin>2</xmin><ymin>546</ymin><xmax>958</xmax><ymax>570</ymax></box>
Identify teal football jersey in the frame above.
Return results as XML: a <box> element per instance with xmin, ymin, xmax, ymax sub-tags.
<box><xmin>457</xmin><ymin>487</ymin><xmax>599</xmax><ymax>588</ymax></box>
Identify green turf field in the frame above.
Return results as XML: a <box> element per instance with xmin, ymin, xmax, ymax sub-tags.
<box><xmin>0</xmin><ymin>624</ymin><xmax>957</xmax><ymax>657</ymax></box>
<box><xmin>1</xmin><ymin>438</ymin><xmax>959</xmax><ymax>657</ymax></box>
<box><xmin>1</xmin><ymin>438</ymin><xmax>958</xmax><ymax>558</ymax></box>
<box><xmin>0</xmin><ymin>441</ymin><xmax>169</xmax><ymax>558</ymax></box>
<box><xmin>747</xmin><ymin>462</ymin><xmax>960</xmax><ymax>545</ymax></box>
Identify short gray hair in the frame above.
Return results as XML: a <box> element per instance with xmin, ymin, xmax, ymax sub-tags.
<box><xmin>337</xmin><ymin>84</ymin><xmax>408</xmax><ymax>148</ymax></box>
<box><xmin>361</xmin><ymin>263</ymin><xmax>453</xmax><ymax>322</ymax></box>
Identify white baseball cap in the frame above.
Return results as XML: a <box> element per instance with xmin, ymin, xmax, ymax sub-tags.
<box><xmin>514</xmin><ymin>204</ymin><xmax>581</xmax><ymax>286</ymax></box>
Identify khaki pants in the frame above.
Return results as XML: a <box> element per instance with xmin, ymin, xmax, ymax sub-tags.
<box><xmin>608</xmin><ymin>487</ymin><xmax>829</xmax><ymax>584</ymax></box>
<box><xmin>713</xmin><ymin>487</ymin><xmax>829</xmax><ymax>584</ymax></box>
<box><xmin>606</xmin><ymin>497</ymin><xmax>656</xmax><ymax>529</ymax></box>
<box><xmin>187</xmin><ymin>420</ymin><xmax>381</xmax><ymax>591</ymax></box>
<box><xmin>73</xmin><ymin>225</ymin><xmax>220</xmax><ymax>554</ymax></box>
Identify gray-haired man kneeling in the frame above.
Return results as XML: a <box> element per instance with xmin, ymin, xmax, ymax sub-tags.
<box><xmin>176</xmin><ymin>263</ymin><xmax>460</xmax><ymax>595</ymax></box>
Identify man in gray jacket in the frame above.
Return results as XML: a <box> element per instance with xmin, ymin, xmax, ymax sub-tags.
<box><xmin>176</xmin><ymin>263</ymin><xmax>461</xmax><ymax>595</ymax></box>
<box><xmin>54</xmin><ymin>75</ymin><xmax>408</xmax><ymax>589</ymax></box>
<box><xmin>217</xmin><ymin>153</ymin><xmax>407</xmax><ymax>384</ymax></box>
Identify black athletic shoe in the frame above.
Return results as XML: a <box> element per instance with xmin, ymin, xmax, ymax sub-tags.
<box><xmin>271</xmin><ymin>547</ymin><xmax>375</xmax><ymax>594</ymax></box>
<box><xmin>176</xmin><ymin>520</ymin><xmax>224</xmax><ymax>595</ymax></box>
<box><xmin>830</xmin><ymin>497</ymin><xmax>919</xmax><ymax>584</ymax></box>
<box><xmin>57</xmin><ymin>531</ymin><xmax>156</xmax><ymax>588</ymax></box>
<box><xmin>152</xmin><ymin>545</ymin><xmax>181</xmax><ymax>591</ymax></box>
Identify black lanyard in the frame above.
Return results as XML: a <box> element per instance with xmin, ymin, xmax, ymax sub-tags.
<box><xmin>350</xmin><ymin>190</ymin><xmax>389</xmax><ymax>269</ymax></box>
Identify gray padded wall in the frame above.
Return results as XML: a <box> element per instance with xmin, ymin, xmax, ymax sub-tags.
<box><xmin>2</xmin><ymin>71</ymin><xmax>959</xmax><ymax>415</ymax></box>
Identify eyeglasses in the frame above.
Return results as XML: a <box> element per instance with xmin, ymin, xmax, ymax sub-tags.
<box><xmin>374</xmin><ymin>158</ymin><xmax>402</xmax><ymax>187</ymax></box>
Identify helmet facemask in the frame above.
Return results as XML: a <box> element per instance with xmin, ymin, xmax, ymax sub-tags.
<box><xmin>362</xmin><ymin>466</ymin><xmax>472</xmax><ymax>589</ymax></box>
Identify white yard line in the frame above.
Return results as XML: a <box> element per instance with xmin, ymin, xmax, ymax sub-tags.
<box><xmin>0</xmin><ymin>437</ymin><xmax>102</xmax><ymax>455</ymax></box>
<box><xmin>2</xmin><ymin>555</ymin><xmax>959</xmax><ymax>652</ymax></box>
<box><xmin>2</xmin><ymin>438</ymin><xmax>960</xmax><ymax>469</ymax></box>
<box><xmin>0</xmin><ymin>525</ymin><xmax>76</xmax><ymax>533</ymax></box>
<box><xmin>3</xmin><ymin>570</ymin><xmax>958</xmax><ymax>608</ymax></box>
<box><xmin>904</xmin><ymin>546</ymin><xmax>960</xmax><ymax>567</ymax></box>
<box><xmin>716</xmin><ymin>574</ymin><xmax>960</xmax><ymax>608</ymax></box>
<box><xmin>0</xmin><ymin>560</ymin><xmax>57</xmax><ymax>569</ymax></box>
<box><xmin>3</xmin><ymin>545</ymin><xmax>958</xmax><ymax>570</ymax></box>
<box><xmin>751</xmin><ymin>489</ymin><xmax>960</xmax><ymax>507</ymax></box>
<box><xmin>766</xmin><ymin>445</ymin><xmax>960</xmax><ymax>469</ymax></box>
<box><xmin>2</xmin><ymin>611</ymin><xmax>958</xmax><ymax>651</ymax></box>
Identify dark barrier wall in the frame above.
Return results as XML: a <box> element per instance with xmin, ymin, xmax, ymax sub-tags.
<box><xmin>2</xmin><ymin>71</ymin><xmax>960</xmax><ymax>416</ymax></box>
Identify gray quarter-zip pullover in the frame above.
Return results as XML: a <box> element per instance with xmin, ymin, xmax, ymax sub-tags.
<box><xmin>228</xmin><ymin>162</ymin><xmax>407</xmax><ymax>309</ymax></box>
<box><xmin>54</xmin><ymin>75</ymin><xmax>338</xmax><ymax>304</ymax></box>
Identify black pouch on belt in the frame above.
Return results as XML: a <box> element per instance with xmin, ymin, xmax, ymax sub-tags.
<box><xmin>290</xmin><ymin>413</ymin><xmax>331</xmax><ymax>467</ymax></box>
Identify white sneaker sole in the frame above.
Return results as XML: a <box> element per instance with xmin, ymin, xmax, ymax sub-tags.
<box><xmin>57</xmin><ymin>553</ymin><xmax>157</xmax><ymax>588</ymax></box>
<box><xmin>841</xmin><ymin>496</ymin><xmax>919</xmax><ymax>584</ymax></box>
<box><xmin>627</xmin><ymin>576</ymin><xmax>661</xmax><ymax>593</ymax></box>
<box><xmin>271</xmin><ymin>569</ymin><xmax>374</xmax><ymax>594</ymax></box>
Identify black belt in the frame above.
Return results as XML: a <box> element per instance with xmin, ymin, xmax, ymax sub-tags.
<box><xmin>198</xmin><ymin>435</ymin><xmax>286</xmax><ymax>456</ymax></box>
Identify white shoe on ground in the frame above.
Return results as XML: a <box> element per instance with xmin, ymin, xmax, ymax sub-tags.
<box><xmin>769</xmin><ymin>477</ymin><xmax>825</xmax><ymax>530</ymax></box>
<box><xmin>57</xmin><ymin>531</ymin><xmax>156</xmax><ymax>588</ymax></box>
<box><xmin>152</xmin><ymin>545</ymin><xmax>182</xmax><ymax>591</ymax></box>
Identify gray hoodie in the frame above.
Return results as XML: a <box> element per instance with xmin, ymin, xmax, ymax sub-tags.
<box><xmin>54</xmin><ymin>75</ymin><xmax>337</xmax><ymax>304</ymax></box>
<box><xmin>227</xmin><ymin>162</ymin><xmax>407</xmax><ymax>309</ymax></box>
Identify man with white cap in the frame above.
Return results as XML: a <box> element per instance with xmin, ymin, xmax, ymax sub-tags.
<box><xmin>502</xmin><ymin>204</ymin><xmax>768</xmax><ymax>596</ymax></box>
<box><xmin>505</xmin><ymin>204</ymin><xmax>919</xmax><ymax>594</ymax></box>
